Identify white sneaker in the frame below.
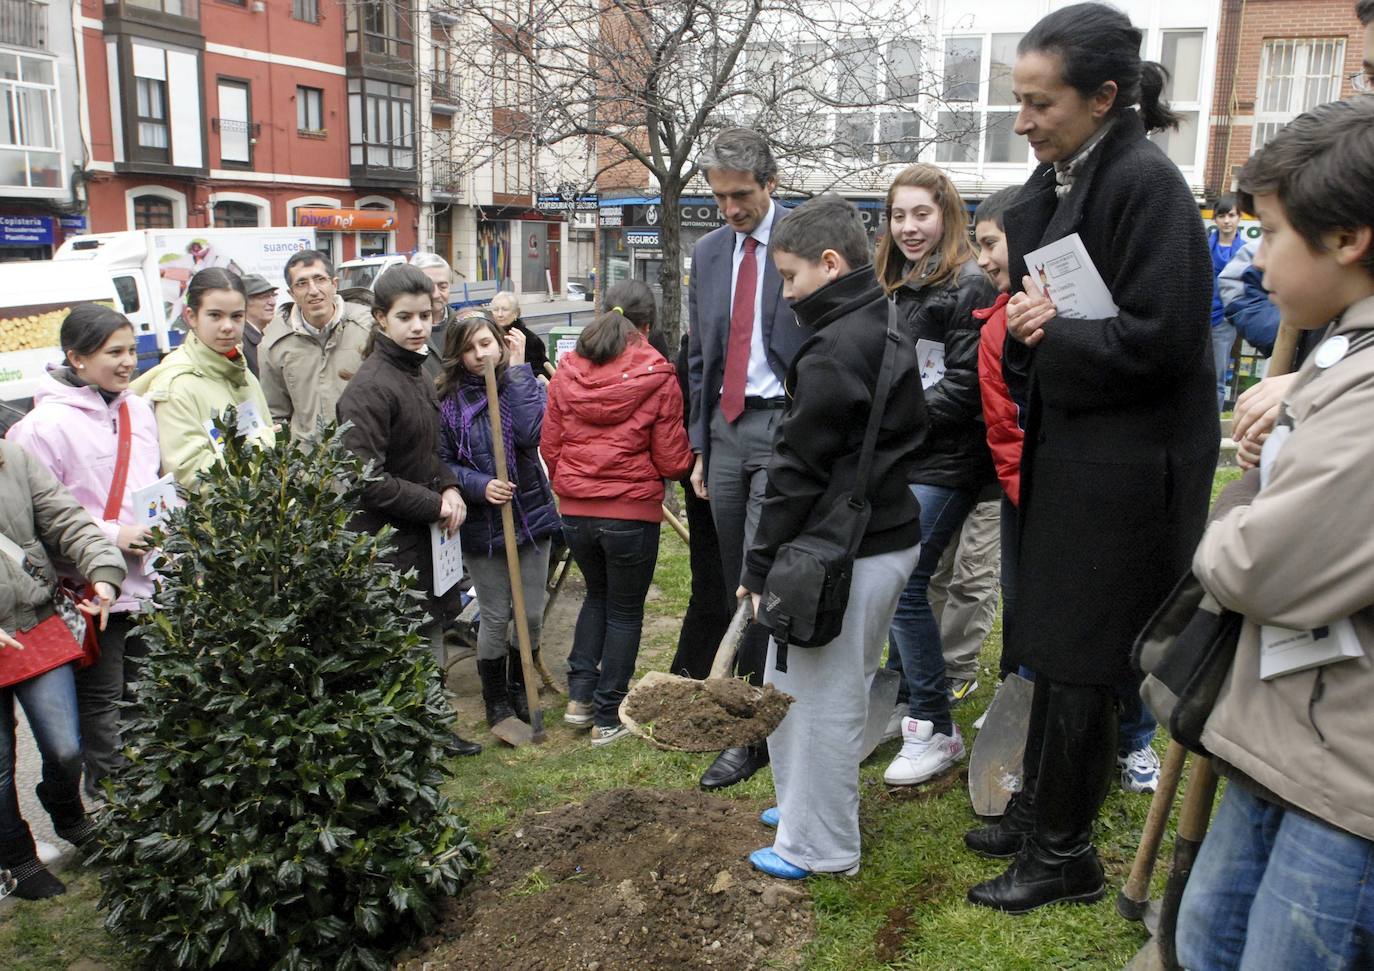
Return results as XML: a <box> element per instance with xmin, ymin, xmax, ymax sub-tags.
<box><xmin>563</xmin><ymin>700</ymin><xmax>594</xmax><ymax>728</ymax></box>
<box><xmin>880</xmin><ymin>704</ymin><xmax>907</xmax><ymax>743</ymax></box>
<box><xmin>591</xmin><ymin>724</ymin><xmax>630</xmax><ymax>747</ymax></box>
<box><xmin>1119</xmin><ymin>745</ymin><xmax>1161</xmax><ymax>793</ymax></box>
<box><xmin>883</xmin><ymin>718</ymin><xmax>966</xmax><ymax>786</ymax></box>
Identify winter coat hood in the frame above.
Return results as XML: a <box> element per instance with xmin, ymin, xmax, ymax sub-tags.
<box><xmin>554</xmin><ymin>337</ymin><xmax>678</xmax><ymax>427</ymax></box>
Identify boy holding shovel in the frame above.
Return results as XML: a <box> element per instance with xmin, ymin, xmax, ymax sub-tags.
<box><xmin>737</xmin><ymin>196</ymin><xmax>927</xmax><ymax>878</ymax></box>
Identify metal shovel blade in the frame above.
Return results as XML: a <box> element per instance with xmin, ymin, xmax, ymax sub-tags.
<box><xmin>489</xmin><ymin>715</ymin><xmax>534</xmax><ymax>748</ymax></box>
<box><xmin>861</xmin><ymin>667</ymin><xmax>901</xmax><ymax>761</ymax></box>
<box><xmin>967</xmin><ymin>672</ymin><xmax>1034</xmax><ymax>817</ymax></box>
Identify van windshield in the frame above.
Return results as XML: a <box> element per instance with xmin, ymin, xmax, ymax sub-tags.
<box><xmin>339</xmin><ymin>264</ymin><xmax>381</xmax><ymax>290</ymax></box>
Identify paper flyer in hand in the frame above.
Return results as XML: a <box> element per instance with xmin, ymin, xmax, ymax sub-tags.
<box><xmin>915</xmin><ymin>339</ymin><xmax>946</xmax><ymax>390</ymax></box>
<box><xmin>203</xmin><ymin>400</ymin><xmax>266</xmax><ymax>448</ymax></box>
<box><xmin>431</xmin><ymin>523</ymin><xmax>464</xmax><ymax>596</ymax></box>
<box><xmin>1023</xmin><ymin>233</ymin><xmax>1119</xmax><ymax>320</ymax></box>
<box><xmin>133</xmin><ymin>474</ymin><xmax>181</xmax><ymax>527</ymax></box>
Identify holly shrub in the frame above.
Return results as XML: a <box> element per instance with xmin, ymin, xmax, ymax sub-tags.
<box><xmin>97</xmin><ymin>419</ymin><xmax>480</xmax><ymax>970</ymax></box>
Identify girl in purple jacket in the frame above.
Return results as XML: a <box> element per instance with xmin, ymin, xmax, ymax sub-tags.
<box><xmin>437</xmin><ymin>313</ymin><xmax>558</xmax><ymax>731</ymax></box>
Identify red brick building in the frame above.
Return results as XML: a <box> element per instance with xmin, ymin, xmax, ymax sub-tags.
<box><xmin>78</xmin><ymin>0</ymin><xmax>419</xmax><ymax>263</ymax></box>
<box><xmin>1205</xmin><ymin>0</ymin><xmax>1366</xmax><ymax>198</ymax></box>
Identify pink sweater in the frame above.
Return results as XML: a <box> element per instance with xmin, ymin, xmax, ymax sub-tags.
<box><xmin>7</xmin><ymin>372</ymin><xmax>163</xmax><ymax>611</ymax></box>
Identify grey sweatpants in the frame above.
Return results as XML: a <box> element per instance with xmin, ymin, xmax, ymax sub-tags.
<box><xmin>465</xmin><ymin>538</ymin><xmax>551</xmax><ymax>661</ymax></box>
<box><xmin>765</xmin><ymin>541</ymin><xmax>921</xmax><ymax>872</ymax></box>
<box><xmin>928</xmin><ymin>498</ymin><xmax>1001</xmax><ymax>682</ymax></box>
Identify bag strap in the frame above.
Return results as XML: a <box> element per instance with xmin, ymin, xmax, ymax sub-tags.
<box><xmin>103</xmin><ymin>401</ymin><xmax>133</xmax><ymax>522</ymax></box>
<box><xmin>849</xmin><ymin>300</ymin><xmax>903</xmax><ymax>508</ymax></box>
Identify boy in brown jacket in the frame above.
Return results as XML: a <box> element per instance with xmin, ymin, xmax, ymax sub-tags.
<box><xmin>1175</xmin><ymin>96</ymin><xmax>1374</xmax><ymax>970</ymax></box>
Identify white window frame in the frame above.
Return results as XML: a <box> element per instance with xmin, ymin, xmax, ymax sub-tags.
<box><xmin>207</xmin><ymin>191</ymin><xmax>270</xmax><ymax>227</ymax></box>
<box><xmin>124</xmin><ymin>184</ymin><xmax>187</xmax><ymax>230</ymax></box>
<box><xmin>1149</xmin><ymin>29</ymin><xmax>1207</xmax><ymax>171</ymax></box>
<box><xmin>0</xmin><ymin>48</ymin><xmax>65</xmax><ymax>198</ymax></box>
<box><xmin>1252</xmin><ymin>38</ymin><xmax>1345</xmax><ymax>152</ymax></box>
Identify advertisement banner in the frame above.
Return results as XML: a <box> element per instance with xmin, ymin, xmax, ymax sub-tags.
<box><xmin>293</xmin><ymin>207</ymin><xmax>399</xmax><ymax>231</ymax></box>
<box><xmin>152</xmin><ymin>230</ymin><xmax>316</xmax><ymax>326</ymax></box>
<box><xmin>0</xmin><ymin>215</ymin><xmax>54</xmax><ymax>246</ymax></box>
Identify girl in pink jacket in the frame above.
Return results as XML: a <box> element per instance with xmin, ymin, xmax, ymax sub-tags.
<box><xmin>7</xmin><ymin>304</ymin><xmax>163</xmax><ymax>799</ymax></box>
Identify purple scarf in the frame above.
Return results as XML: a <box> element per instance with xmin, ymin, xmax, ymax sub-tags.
<box><xmin>440</xmin><ymin>369</ymin><xmax>534</xmax><ymax>549</ymax></box>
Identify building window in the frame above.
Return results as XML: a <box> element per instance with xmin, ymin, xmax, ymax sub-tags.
<box><xmin>0</xmin><ymin>52</ymin><xmax>61</xmax><ymax>189</ymax></box>
<box><xmin>834</xmin><ymin>38</ymin><xmax>880</xmax><ymax>103</ymax></box>
<box><xmin>1252</xmin><ymin>38</ymin><xmax>1344</xmax><ymax>150</ymax></box>
<box><xmin>133</xmin><ymin>194</ymin><xmax>175</xmax><ymax>229</ymax></box>
<box><xmin>943</xmin><ymin>37</ymin><xmax>981</xmax><ymax>101</ymax></box>
<box><xmin>887</xmin><ymin>40</ymin><xmax>921</xmax><ymax>100</ymax></box>
<box><xmin>878</xmin><ymin>111</ymin><xmax>920</xmax><ymax>162</ymax></box>
<box><xmin>135</xmin><ymin>76</ymin><xmax>168</xmax><ymax>157</ymax></box>
<box><xmin>297</xmin><ymin>85</ymin><xmax>323</xmax><ymax>132</ymax></box>
<box><xmin>1148</xmin><ymin>29</ymin><xmax>1206</xmax><ymax>168</ymax></box>
<box><xmin>122</xmin><ymin>0</ymin><xmax>200</xmax><ymax>14</ymax></box>
<box><xmin>293</xmin><ymin>0</ymin><xmax>318</xmax><ymax>22</ymax></box>
<box><xmin>347</xmin><ymin>78</ymin><xmax>414</xmax><ymax>170</ymax></box>
<box><xmin>213</xmin><ymin>200</ymin><xmax>260</xmax><ymax>227</ymax></box>
<box><xmin>833</xmin><ymin>112</ymin><xmax>874</xmax><ymax>160</ymax></box>
<box><xmin>216</xmin><ymin>79</ymin><xmax>252</xmax><ymax>166</ymax></box>
<box><xmin>934</xmin><ymin>110</ymin><xmax>978</xmax><ymax>163</ymax></box>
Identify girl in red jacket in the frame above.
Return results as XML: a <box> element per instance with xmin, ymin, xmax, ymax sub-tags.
<box><xmin>541</xmin><ymin>281</ymin><xmax>694</xmax><ymax>746</ymax></box>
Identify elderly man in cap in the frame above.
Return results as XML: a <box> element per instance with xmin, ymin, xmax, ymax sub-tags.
<box><xmin>239</xmin><ymin>273</ymin><xmax>277</xmax><ymax>377</ymax></box>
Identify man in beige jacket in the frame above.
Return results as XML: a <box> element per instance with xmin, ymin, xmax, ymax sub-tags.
<box><xmin>260</xmin><ymin>250</ymin><xmax>373</xmax><ymax>442</ymax></box>
<box><xmin>1176</xmin><ymin>96</ymin><xmax>1374</xmax><ymax>971</ymax></box>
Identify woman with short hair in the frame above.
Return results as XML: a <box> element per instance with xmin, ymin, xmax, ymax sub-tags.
<box><xmin>488</xmin><ymin>291</ymin><xmax>550</xmax><ymax>376</ymax></box>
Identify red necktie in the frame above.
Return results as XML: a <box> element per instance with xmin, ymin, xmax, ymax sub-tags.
<box><xmin>720</xmin><ymin>236</ymin><xmax>759</xmax><ymax>423</ymax></box>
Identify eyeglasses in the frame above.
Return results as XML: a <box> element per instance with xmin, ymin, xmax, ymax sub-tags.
<box><xmin>1350</xmin><ymin>72</ymin><xmax>1373</xmax><ymax>94</ymax></box>
<box><xmin>290</xmin><ymin>274</ymin><xmax>333</xmax><ymax>292</ymax></box>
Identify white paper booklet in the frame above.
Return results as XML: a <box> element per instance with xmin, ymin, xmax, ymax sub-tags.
<box><xmin>203</xmin><ymin>399</ymin><xmax>267</xmax><ymax>447</ymax></box>
<box><xmin>1022</xmin><ymin>233</ymin><xmax>1119</xmax><ymax>320</ymax></box>
<box><xmin>132</xmin><ymin>474</ymin><xmax>181</xmax><ymax>527</ymax></box>
<box><xmin>915</xmin><ymin>339</ymin><xmax>946</xmax><ymax>390</ymax></box>
<box><xmin>1259</xmin><ymin>617</ymin><xmax>1364</xmax><ymax>681</ymax></box>
<box><xmin>431</xmin><ymin>523</ymin><xmax>464</xmax><ymax>596</ymax></box>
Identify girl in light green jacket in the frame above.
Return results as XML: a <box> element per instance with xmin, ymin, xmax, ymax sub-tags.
<box><xmin>132</xmin><ymin>269</ymin><xmax>275</xmax><ymax>488</ymax></box>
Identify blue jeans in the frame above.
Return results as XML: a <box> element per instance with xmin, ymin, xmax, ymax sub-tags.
<box><xmin>886</xmin><ymin>483</ymin><xmax>976</xmax><ymax>736</ymax></box>
<box><xmin>563</xmin><ymin>516</ymin><xmax>660</xmax><ymax>728</ymax></box>
<box><xmin>1</xmin><ymin>662</ymin><xmax>82</xmax><ymax>841</ymax></box>
<box><xmin>1213</xmin><ymin>320</ymin><xmax>1237</xmax><ymax>410</ymax></box>
<box><xmin>1177</xmin><ymin>783</ymin><xmax>1374</xmax><ymax>970</ymax></box>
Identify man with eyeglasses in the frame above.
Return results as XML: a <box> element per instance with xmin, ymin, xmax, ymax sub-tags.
<box><xmin>1358</xmin><ymin>0</ymin><xmax>1374</xmax><ymax>94</ymax></box>
<box><xmin>260</xmin><ymin>249</ymin><xmax>375</xmax><ymax>442</ymax></box>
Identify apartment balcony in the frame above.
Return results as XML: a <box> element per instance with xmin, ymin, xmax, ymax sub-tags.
<box><xmin>345</xmin><ymin>0</ymin><xmax>414</xmax><ymax>85</ymax></box>
<box><xmin>103</xmin><ymin>0</ymin><xmax>204</xmax><ymax>46</ymax></box>
<box><xmin>431</xmin><ymin>155</ymin><xmax>464</xmax><ymax>201</ymax></box>
<box><xmin>0</xmin><ymin>0</ymin><xmax>47</xmax><ymax>50</ymax></box>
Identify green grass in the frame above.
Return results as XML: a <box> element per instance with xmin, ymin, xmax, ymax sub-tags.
<box><xmin>4</xmin><ymin>479</ymin><xmax>1236</xmax><ymax>969</ymax></box>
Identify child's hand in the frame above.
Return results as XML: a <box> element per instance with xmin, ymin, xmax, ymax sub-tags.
<box><xmin>116</xmin><ymin>524</ymin><xmax>152</xmax><ymax>554</ymax></box>
<box><xmin>505</xmin><ymin>328</ymin><xmax>527</xmax><ymax>366</ymax></box>
<box><xmin>485</xmin><ymin>479</ymin><xmax>514</xmax><ymax>505</ymax></box>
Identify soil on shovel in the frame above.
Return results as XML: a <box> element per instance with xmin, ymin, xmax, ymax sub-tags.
<box><xmin>623</xmin><ymin>678</ymin><xmax>794</xmax><ymax>752</ymax></box>
<box><xmin>397</xmin><ymin>788</ymin><xmax>813</xmax><ymax>971</ymax></box>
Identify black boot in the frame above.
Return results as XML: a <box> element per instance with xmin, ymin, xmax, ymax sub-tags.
<box><xmin>699</xmin><ymin>742</ymin><xmax>770</xmax><ymax>790</ymax></box>
<box><xmin>968</xmin><ymin>679</ymin><xmax>1116</xmax><ymax>914</ymax></box>
<box><xmin>36</xmin><ymin>779</ymin><xmax>97</xmax><ymax>851</ymax></box>
<box><xmin>451</xmin><ymin>734</ymin><xmax>483</xmax><ymax>757</ymax></box>
<box><xmin>0</xmin><ymin>824</ymin><xmax>65</xmax><ymax>900</ymax></box>
<box><xmin>508</xmin><ymin>647</ymin><xmax>531</xmax><ymax>723</ymax></box>
<box><xmin>478</xmin><ymin>657</ymin><xmax>516</xmax><ymax>727</ymax></box>
<box><xmin>965</xmin><ymin>677</ymin><xmax>1050</xmax><ymax>859</ymax></box>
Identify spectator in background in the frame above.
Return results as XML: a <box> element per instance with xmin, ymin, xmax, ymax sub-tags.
<box><xmin>239</xmin><ymin>274</ymin><xmax>276</xmax><ymax>378</ymax></box>
<box><xmin>410</xmin><ymin>252</ymin><xmax>456</xmax><ymax>385</ymax></box>
<box><xmin>260</xmin><ymin>250</ymin><xmax>373</xmax><ymax>443</ymax></box>
<box><xmin>489</xmin><ymin>291</ymin><xmax>550</xmax><ymax>377</ymax></box>
<box><xmin>1209</xmin><ymin>194</ymin><xmax>1246</xmax><ymax>409</ymax></box>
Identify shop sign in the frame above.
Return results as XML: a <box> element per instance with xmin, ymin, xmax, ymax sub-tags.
<box><xmin>625</xmin><ymin>229</ymin><xmax>660</xmax><ymax>247</ymax></box>
<box><xmin>59</xmin><ymin>215</ymin><xmax>89</xmax><ymax>235</ymax></box>
<box><xmin>599</xmin><ymin>210</ymin><xmax>623</xmax><ymax>227</ymax></box>
<box><xmin>294</xmin><ymin>207</ymin><xmax>398</xmax><ymax>231</ymax></box>
<box><xmin>0</xmin><ymin>214</ymin><xmax>54</xmax><ymax>246</ymax></box>
<box><xmin>537</xmin><ymin>193</ymin><xmax>599</xmax><ymax>212</ymax></box>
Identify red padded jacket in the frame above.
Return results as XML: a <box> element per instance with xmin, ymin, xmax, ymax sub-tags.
<box><xmin>541</xmin><ymin>335</ymin><xmax>694</xmax><ymax>522</ymax></box>
<box><xmin>975</xmin><ymin>294</ymin><xmax>1023</xmax><ymax>506</ymax></box>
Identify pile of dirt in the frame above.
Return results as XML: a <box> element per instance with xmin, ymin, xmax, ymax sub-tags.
<box><xmin>397</xmin><ymin>788</ymin><xmax>813</xmax><ymax>971</ymax></box>
<box><xmin>622</xmin><ymin>678</ymin><xmax>793</xmax><ymax>752</ymax></box>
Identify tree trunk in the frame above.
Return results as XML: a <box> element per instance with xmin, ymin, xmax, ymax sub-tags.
<box><xmin>657</xmin><ymin>180</ymin><xmax>685</xmax><ymax>352</ymax></box>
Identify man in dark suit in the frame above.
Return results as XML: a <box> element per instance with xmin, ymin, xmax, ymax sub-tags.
<box><xmin>239</xmin><ymin>273</ymin><xmax>276</xmax><ymax>378</ymax></box>
<box><xmin>686</xmin><ymin>128</ymin><xmax>811</xmax><ymax>790</ymax></box>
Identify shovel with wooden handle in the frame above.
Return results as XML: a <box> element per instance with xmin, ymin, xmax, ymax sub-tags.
<box><xmin>1117</xmin><ymin>739</ymin><xmax>1188</xmax><ymax>930</ymax></box>
<box><xmin>483</xmin><ymin>357</ymin><xmax>544</xmax><ymax>747</ymax></box>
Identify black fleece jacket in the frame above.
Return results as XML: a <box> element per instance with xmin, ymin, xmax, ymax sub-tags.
<box><xmin>741</xmin><ymin>265</ymin><xmax>927</xmax><ymax>592</ymax></box>
<box><xmin>898</xmin><ymin>258</ymin><xmax>998</xmax><ymax>489</ymax></box>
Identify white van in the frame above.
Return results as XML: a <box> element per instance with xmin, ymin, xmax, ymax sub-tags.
<box><xmin>0</xmin><ymin>260</ymin><xmax>120</xmax><ymax>426</ymax></box>
<box><xmin>54</xmin><ymin>227</ymin><xmax>316</xmax><ymax>366</ymax></box>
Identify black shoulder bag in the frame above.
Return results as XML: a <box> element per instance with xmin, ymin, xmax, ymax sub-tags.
<box><xmin>757</xmin><ymin>301</ymin><xmax>902</xmax><ymax>673</ymax></box>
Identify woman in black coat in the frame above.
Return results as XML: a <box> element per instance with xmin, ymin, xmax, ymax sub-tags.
<box><xmin>964</xmin><ymin>2</ymin><xmax>1217</xmax><ymax>914</ymax></box>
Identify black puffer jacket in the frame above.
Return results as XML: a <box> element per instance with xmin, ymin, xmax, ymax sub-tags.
<box><xmin>897</xmin><ymin>258</ymin><xmax>998</xmax><ymax>489</ymax></box>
